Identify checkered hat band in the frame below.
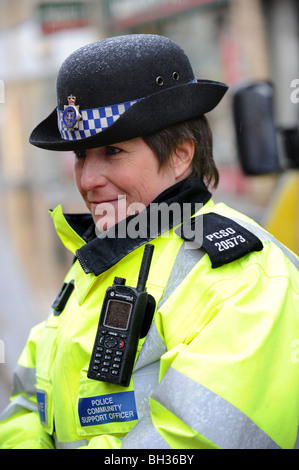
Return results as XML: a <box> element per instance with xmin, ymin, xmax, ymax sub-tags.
<box><xmin>57</xmin><ymin>78</ymin><xmax>197</xmax><ymax>141</ymax></box>
<box><xmin>57</xmin><ymin>98</ymin><xmax>141</xmax><ymax>141</ymax></box>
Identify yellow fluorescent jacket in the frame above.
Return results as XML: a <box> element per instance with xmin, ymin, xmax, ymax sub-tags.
<box><xmin>1</xmin><ymin>198</ymin><xmax>299</xmax><ymax>449</ymax></box>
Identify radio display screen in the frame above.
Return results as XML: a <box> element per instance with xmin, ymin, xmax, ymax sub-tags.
<box><xmin>104</xmin><ymin>300</ymin><xmax>132</xmax><ymax>330</ymax></box>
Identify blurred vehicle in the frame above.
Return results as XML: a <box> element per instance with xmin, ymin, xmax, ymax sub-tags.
<box><xmin>233</xmin><ymin>81</ymin><xmax>299</xmax><ymax>255</ymax></box>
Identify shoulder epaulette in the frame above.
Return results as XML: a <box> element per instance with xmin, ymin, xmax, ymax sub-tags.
<box><xmin>177</xmin><ymin>212</ymin><xmax>263</xmax><ymax>268</ymax></box>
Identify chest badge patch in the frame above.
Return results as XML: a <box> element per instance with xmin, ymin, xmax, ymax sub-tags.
<box><xmin>78</xmin><ymin>390</ymin><xmax>138</xmax><ymax>427</ymax></box>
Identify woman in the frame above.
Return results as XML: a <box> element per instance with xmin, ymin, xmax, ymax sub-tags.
<box><xmin>1</xmin><ymin>34</ymin><xmax>299</xmax><ymax>450</ymax></box>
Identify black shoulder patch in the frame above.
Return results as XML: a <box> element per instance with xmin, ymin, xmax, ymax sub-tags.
<box><xmin>178</xmin><ymin>212</ymin><xmax>263</xmax><ymax>268</ymax></box>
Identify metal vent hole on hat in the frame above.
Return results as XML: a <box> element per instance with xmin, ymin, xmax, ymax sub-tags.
<box><xmin>156</xmin><ymin>76</ymin><xmax>164</xmax><ymax>86</ymax></box>
<box><xmin>172</xmin><ymin>72</ymin><xmax>180</xmax><ymax>81</ymax></box>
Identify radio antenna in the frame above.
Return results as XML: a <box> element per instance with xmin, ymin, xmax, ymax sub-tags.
<box><xmin>136</xmin><ymin>244</ymin><xmax>154</xmax><ymax>292</ymax></box>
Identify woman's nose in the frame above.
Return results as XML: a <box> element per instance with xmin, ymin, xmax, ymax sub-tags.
<box><xmin>80</xmin><ymin>152</ymin><xmax>106</xmax><ymax>191</ymax></box>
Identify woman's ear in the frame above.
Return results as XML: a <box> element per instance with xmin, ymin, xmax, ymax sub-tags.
<box><xmin>172</xmin><ymin>139</ymin><xmax>195</xmax><ymax>179</ymax></box>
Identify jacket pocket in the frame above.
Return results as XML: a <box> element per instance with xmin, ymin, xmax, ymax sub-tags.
<box><xmin>35</xmin><ymin>313</ymin><xmax>60</xmax><ymax>436</ymax></box>
<box><xmin>35</xmin><ymin>377</ymin><xmax>54</xmax><ymax>436</ymax></box>
<box><xmin>75</xmin><ymin>367</ymin><xmax>139</xmax><ymax>438</ymax></box>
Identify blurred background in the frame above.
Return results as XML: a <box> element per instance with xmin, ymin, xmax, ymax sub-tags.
<box><xmin>0</xmin><ymin>0</ymin><xmax>298</xmax><ymax>411</ymax></box>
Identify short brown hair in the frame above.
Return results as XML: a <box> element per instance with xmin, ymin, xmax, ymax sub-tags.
<box><xmin>143</xmin><ymin>116</ymin><xmax>219</xmax><ymax>189</ymax></box>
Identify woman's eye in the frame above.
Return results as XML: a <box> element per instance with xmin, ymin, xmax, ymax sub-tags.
<box><xmin>106</xmin><ymin>146</ymin><xmax>122</xmax><ymax>156</ymax></box>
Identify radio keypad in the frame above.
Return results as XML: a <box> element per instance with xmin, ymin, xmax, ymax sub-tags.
<box><xmin>91</xmin><ymin>331</ymin><xmax>126</xmax><ymax>379</ymax></box>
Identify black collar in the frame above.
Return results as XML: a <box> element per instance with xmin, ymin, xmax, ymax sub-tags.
<box><xmin>74</xmin><ymin>175</ymin><xmax>211</xmax><ymax>276</ymax></box>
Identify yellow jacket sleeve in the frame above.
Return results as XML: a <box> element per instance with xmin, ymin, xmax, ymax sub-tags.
<box><xmin>0</xmin><ymin>322</ymin><xmax>55</xmax><ymax>449</ymax></box>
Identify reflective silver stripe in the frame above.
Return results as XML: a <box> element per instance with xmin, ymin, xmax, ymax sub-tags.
<box><xmin>121</xmin><ymin>415</ymin><xmax>171</xmax><ymax>449</ymax></box>
<box><xmin>0</xmin><ymin>365</ymin><xmax>38</xmax><ymax>421</ymax></box>
<box><xmin>157</xmin><ymin>241</ymin><xmax>206</xmax><ymax>309</ymax></box>
<box><xmin>0</xmin><ymin>394</ymin><xmax>38</xmax><ymax>421</ymax></box>
<box><xmin>133</xmin><ymin>361</ymin><xmax>160</xmax><ymax>420</ymax></box>
<box><xmin>55</xmin><ymin>438</ymin><xmax>89</xmax><ymax>449</ymax></box>
<box><xmin>232</xmin><ymin>217</ymin><xmax>299</xmax><ymax>271</ymax></box>
<box><xmin>134</xmin><ymin>323</ymin><xmax>166</xmax><ymax>372</ymax></box>
<box><xmin>151</xmin><ymin>367</ymin><xmax>280</xmax><ymax>449</ymax></box>
<box><xmin>135</xmin><ymin>243</ymin><xmax>204</xmax><ymax>372</ymax></box>
<box><xmin>11</xmin><ymin>365</ymin><xmax>36</xmax><ymax>396</ymax></box>
<box><xmin>135</xmin><ymin>242</ymin><xmax>204</xmax><ymax>372</ymax></box>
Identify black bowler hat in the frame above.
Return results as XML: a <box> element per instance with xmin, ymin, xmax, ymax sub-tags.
<box><xmin>29</xmin><ymin>34</ymin><xmax>228</xmax><ymax>151</ymax></box>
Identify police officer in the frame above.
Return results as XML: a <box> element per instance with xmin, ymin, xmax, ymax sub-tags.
<box><xmin>1</xmin><ymin>34</ymin><xmax>299</xmax><ymax>449</ymax></box>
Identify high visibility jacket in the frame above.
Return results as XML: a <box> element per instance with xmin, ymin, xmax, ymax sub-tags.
<box><xmin>1</xmin><ymin>178</ymin><xmax>299</xmax><ymax>449</ymax></box>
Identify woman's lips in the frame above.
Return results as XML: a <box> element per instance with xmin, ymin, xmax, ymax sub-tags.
<box><xmin>90</xmin><ymin>200</ymin><xmax>117</xmax><ymax>208</ymax></box>
<box><xmin>90</xmin><ymin>197</ymin><xmax>128</xmax><ymax>231</ymax></box>
<box><xmin>90</xmin><ymin>197</ymin><xmax>127</xmax><ymax>216</ymax></box>
<box><xmin>91</xmin><ymin>200</ymin><xmax>116</xmax><ymax>212</ymax></box>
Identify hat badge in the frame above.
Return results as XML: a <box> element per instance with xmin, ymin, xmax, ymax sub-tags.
<box><xmin>62</xmin><ymin>95</ymin><xmax>81</xmax><ymax>130</ymax></box>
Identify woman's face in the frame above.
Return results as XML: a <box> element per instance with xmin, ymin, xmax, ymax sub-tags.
<box><xmin>74</xmin><ymin>137</ymin><xmax>184</xmax><ymax>231</ymax></box>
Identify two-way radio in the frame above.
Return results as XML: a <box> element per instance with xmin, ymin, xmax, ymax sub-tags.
<box><xmin>87</xmin><ymin>244</ymin><xmax>155</xmax><ymax>387</ymax></box>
